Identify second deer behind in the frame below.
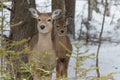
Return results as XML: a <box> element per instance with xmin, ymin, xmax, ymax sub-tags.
<box><xmin>53</xmin><ymin>18</ymin><xmax>72</xmax><ymax>79</ymax></box>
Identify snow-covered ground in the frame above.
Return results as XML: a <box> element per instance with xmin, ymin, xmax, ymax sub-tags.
<box><xmin>68</xmin><ymin>42</ymin><xmax>120</xmax><ymax>80</ymax></box>
<box><xmin>73</xmin><ymin>1</ymin><xmax>120</xmax><ymax>80</ymax></box>
<box><xmin>0</xmin><ymin>0</ymin><xmax>120</xmax><ymax>80</ymax></box>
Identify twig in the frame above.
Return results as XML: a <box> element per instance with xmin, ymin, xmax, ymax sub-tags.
<box><xmin>9</xmin><ymin>56</ymin><xmax>16</xmax><ymax>80</ymax></box>
<box><xmin>96</xmin><ymin>0</ymin><xmax>107</xmax><ymax>78</ymax></box>
<box><xmin>11</xmin><ymin>21</ymin><xmax>24</xmax><ymax>27</ymax></box>
<box><xmin>0</xmin><ymin>1</ymin><xmax>13</xmax><ymax>12</ymax></box>
<box><xmin>59</xmin><ymin>41</ymin><xmax>72</xmax><ymax>54</ymax></box>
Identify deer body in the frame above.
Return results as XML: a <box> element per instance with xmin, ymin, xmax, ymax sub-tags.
<box><xmin>53</xmin><ymin>18</ymin><xmax>72</xmax><ymax>78</ymax></box>
<box><xmin>29</xmin><ymin>33</ymin><xmax>55</xmax><ymax>65</ymax></box>
<box><xmin>29</xmin><ymin>8</ymin><xmax>61</xmax><ymax>80</ymax></box>
<box><xmin>29</xmin><ymin>32</ymin><xmax>55</xmax><ymax>80</ymax></box>
<box><xmin>54</xmin><ymin>36</ymin><xmax>71</xmax><ymax>58</ymax></box>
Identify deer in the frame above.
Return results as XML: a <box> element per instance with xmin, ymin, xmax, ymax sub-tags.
<box><xmin>53</xmin><ymin>18</ymin><xmax>72</xmax><ymax>79</ymax></box>
<box><xmin>28</xmin><ymin>8</ymin><xmax>61</xmax><ymax>80</ymax></box>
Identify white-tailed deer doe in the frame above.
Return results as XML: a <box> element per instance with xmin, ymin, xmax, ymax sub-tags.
<box><xmin>53</xmin><ymin>18</ymin><xmax>72</xmax><ymax>78</ymax></box>
<box><xmin>29</xmin><ymin>8</ymin><xmax>61</xmax><ymax>80</ymax></box>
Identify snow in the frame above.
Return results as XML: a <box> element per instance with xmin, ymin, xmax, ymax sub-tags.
<box><xmin>66</xmin><ymin>42</ymin><xmax>120</xmax><ymax>80</ymax></box>
<box><xmin>36</xmin><ymin>0</ymin><xmax>51</xmax><ymax>13</ymax></box>
<box><xmin>0</xmin><ymin>2</ymin><xmax>11</xmax><ymax>37</ymax></box>
<box><xmin>99</xmin><ymin>43</ymin><xmax>120</xmax><ymax>74</ymax></box>
<box><xmin>0</xmin><ymin>0</ymin><xmax>120</xmax><ymax>80</ymax></box>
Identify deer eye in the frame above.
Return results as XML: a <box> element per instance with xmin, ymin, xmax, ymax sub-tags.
<box><xmin>56</xmin><ymin>26</ymin><xmax>60</xmax><ymax>28</ymax></box>
<box><xmin>38</xmin><ymin>19</ymin><xmax>41</xmax><ymax>21</ymax></box>
<box><xmin>48</xmin><ymin>19</ymin><xmax>51</xmax><ymax>22</ymax></box>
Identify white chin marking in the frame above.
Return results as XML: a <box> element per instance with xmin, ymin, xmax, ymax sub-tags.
<box><xmin>40</xmin><ymin>29</ymin><xmax>47</xmax><ymax>33</ymax></box>
<box><xmin>58</xmin><ymin>33</ymin><xmax>66</xmax><ymax>36</ymax></box>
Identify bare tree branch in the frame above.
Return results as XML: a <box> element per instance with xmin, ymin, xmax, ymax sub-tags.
<box><xmin>96</xmin><ymin>0</ymin><xmax>107</xmax><ymax>78</ymax></box>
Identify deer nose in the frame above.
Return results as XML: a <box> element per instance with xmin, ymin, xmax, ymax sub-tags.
<box><xmin>61</xmin><ymin>30</ymin><xmax>64</xmax><ymax>33</ymax></box>
<box><xmin>40</xmin><ymin>25</ymin><xmax>45</xmax><ymax>30</ymax></box>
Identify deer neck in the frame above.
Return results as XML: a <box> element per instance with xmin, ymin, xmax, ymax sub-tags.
<box><xmin>37</xmin><ymin>32</ymin><xmax>52</xmax><ymax>44</ymax></box>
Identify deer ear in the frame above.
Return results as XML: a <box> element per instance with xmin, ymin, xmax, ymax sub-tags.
<box><xmin>29</xmin><ymin>8</ymin><xmax>39</xmax><ymax>19</ymax></box>
<box><xmin>52</xmin><ymin>9</ymin><xmax>62</xmax><ymax>19</ymax></box>
<box><xmin>66</xmin><ymin>17</ymin><xmax>73</xmax><ymax>25</ymax></box>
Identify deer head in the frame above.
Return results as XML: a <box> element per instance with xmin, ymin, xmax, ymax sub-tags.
<box><xmin>29</xmin><ymin>8</ymin><xmax>62</xmax><ymax>34</ymax></box>
<box><xmin>54</xmin><ymin>18</ymin><xmax>69</xmax><ymax>36</ymax></box>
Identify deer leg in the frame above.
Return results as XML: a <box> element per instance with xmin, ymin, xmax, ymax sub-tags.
<box><xmin>56</xmin><ymin>58</ymin><xmax>68</xmax><ymax>78</ymax></box>
<box><xmin>56</xmin><ymin>59</ymin><xmax>61</xmax><ymax>78</ymax></box>
<box><xmin>63</xmin><ymin>57</ymin><xmax>70</xmax><ymax>77</ymax></box>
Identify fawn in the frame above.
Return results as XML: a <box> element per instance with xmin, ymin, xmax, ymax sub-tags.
<box><xmin>53</xmin><ymin>18</ymin><xmax>72</xmax><ymax>79</ymax></box>
<box><xmin>29</xmin><ymin>8</ymin><xmax>61</xmax><ymax>80</ymax></box>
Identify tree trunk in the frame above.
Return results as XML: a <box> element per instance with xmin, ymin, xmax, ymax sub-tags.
<box><xmin>65</xmin><ymin>0</ymin><xmax>76</xmax><ymax>39</ymax></box>
<box><xmin>91</xmin><ymin>0</ymin><xmax>99</xmax><ymax>13</ymax></box>
<box><xmin>85</xmin><ymin>0</ymin><xmax>91</xmax><ymax>43</ymax></box>
<box><xmin>10</xmin><ymin>0</ymin><xmax>36</xmax><ymax>50</ymax></box>
<box><xmin>105</xmin><ymin>0</ymin><xmax>110</xmax><ymax>16</ymax></box>
<box><xmin>9</xmin><ymin>0</ymin><xmax>36</xmax><ymax>79</ymax></box>
<box><xmin>85</xmin><ymin>0</ymin><xmax>99</xmax><ymax>43</ymax></box>
<box><xmin>52</xmin><ymin>0</ymin><xmax>65</xmax><ymax>13</ymax></box>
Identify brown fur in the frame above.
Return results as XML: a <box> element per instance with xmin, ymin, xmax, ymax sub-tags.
<box><xmin>53</xmin><ymin>18</ymin><xmax>72</xmax><ymax>78</ymax></box>
<box><xmin>29</xmin><ymin>13</ymin><xmax>56</xmax><ymax>80</ymax></box>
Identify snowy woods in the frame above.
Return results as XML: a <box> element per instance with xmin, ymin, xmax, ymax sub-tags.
<box><xmin>0</xmin><ymin>0</ymin><xmax>120</xmax><ymax>80</ymax></box>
